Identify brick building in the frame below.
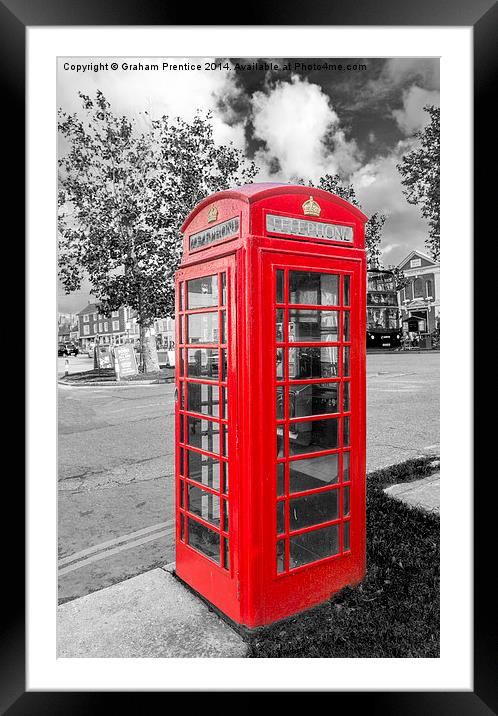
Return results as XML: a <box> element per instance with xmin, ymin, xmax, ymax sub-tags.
<box><xmin>397</xmin><ymin>250</ymin><xmax>440</xmax><ymax>334</ymax></box>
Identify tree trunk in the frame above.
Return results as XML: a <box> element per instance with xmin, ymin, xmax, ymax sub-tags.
<box><xmin>142</xmin><ymin>333</ymin><xmax>159</xmax><ymax>373</ymax></box>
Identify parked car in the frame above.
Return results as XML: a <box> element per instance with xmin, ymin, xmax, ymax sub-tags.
<box><xmin>65</xmin><ymin>342</ymin><xmax>79</xmax><ymax>356</ymax></box>
<box><xmin>58</xmin><ymin>343</ymin><xmax>67</xmax><ymax>357</ymax></box>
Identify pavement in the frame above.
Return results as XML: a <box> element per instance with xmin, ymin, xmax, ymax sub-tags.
<box><xmin>384</xmin><ymin>472</ymin><xmax>440</xmax><ymax>513</ymax></box>
<box><xmin>57</xmin><ymin>350</ymin><xmax>440</xmax><ymax>658</ymax></box>
<box><xmin>57</xmin><ymin>564</ymin><xmax>249</xmax><ymax>658</ymax></box>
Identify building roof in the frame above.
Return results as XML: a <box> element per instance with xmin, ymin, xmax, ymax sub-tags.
<box><xmin>397</xmin><ymin>249</ymin><xmax>438</xmax><ymax>270</ymax></box>
<box><xmin>77</xmin><ymin>303</ymin><xmax>98</xmax><ymax>316</ymax></box>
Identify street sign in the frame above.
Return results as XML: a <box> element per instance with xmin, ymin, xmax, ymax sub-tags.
<box><xmin>114</xmin><ymin>344</ymin><xmax>138</xmax><ymax>379</ymax></box>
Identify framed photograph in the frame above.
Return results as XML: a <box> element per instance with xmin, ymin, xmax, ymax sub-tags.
<box><xmin>6</xmin><ymin>0</ymin><xmax>489</xmax><ymax>708</ymax></box>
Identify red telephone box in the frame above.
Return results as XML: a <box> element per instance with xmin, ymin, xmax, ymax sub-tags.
<box><xmin>175</xmin><ymin>183</ymin><xmax>367</xmax><ymax>628</ymax></box>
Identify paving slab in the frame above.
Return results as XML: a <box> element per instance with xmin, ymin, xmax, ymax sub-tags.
<box><xmin>384</xmin><ymin>473</ymin><xmax>440</xmax><ymax>513</ymax></box>
<box><xmin>57</xmin><ymin>566</ymin><xmax>249</xmax><ymax>658</ymax></box>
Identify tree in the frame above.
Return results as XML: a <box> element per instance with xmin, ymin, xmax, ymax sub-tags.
<box><xmin>397</xmin><ymin>105</ymin><xmax>440</xmax><ymax>261</ymax></box>
<box><xmin>58</xmin><ymin>91</ymin><xmax>258</xmax><ymax>370</ymax></box>
<box><xmin>310</xmin><ymin>174</ymin><xmax>386</xmax><ymax>268</ymax></box>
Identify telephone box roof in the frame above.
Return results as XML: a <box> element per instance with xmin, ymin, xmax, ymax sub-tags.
<box><xmin>181</xmin><ymin>182</ymin><xmax>368</xmax><ymax>232</ymax></box>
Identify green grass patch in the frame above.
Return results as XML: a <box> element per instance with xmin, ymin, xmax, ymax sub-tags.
<box><xmin>247</xmin><ymin>456</ymin><xmax>439</xmax><ymax>658</ymax></box>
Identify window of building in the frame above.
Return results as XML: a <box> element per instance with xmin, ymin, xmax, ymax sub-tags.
<box><xmin>413</xmin><ymin>278</ymin><xmax>424</xmax><ymax>298</ymax></box>
<box><xmin>83</xmin><ymin>314</ymin><xmax>89</xmax><ymax>323</ymax></box>
<box><xmin>112</xmin><ymin>320</ymin><xmax>119</xmax><ymax>331</ymax></box>
<box><xmin>426</xmin><ymin>280</ymin><xmax>433</xmax><ymax>298</ymax></box>
<box><xmin>104</xmin><ymin>322</ymin><xmax>108</xmax><ymax>332</ymax></box>
<box><xmin>112</xmin><ymin>311</ymin><xmax>119</xmax><ymax>317</ymax></box>
<box><xmin>93</xmin><ymin>313</ymin><xmax>97</xmax><ymax>321</ymax></box>
<box><xmin>83</xmin><ymin>325</ymin><xmax>89</xmax><ymax>335</ymax></box>
<box><xmin>98</xmin><ymin>323</ymin><xmax>103</xmax><ymax>332</ymax></box>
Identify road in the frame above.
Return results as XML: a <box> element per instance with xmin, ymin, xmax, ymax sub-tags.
<box><xmin>58</xmin><ymin>351</ymin><xmax>439</xmax><ymax>603</ymax></box>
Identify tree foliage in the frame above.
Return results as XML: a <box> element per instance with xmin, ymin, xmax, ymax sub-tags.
<box><xmin>397</xmin><ymin>105</ymin><xmax>440</xmax><ymax>261</ymax></box>
<box><xmin>309</xmin><ymin>174</ymin><xmax>386</xmax><ymax>268</ymax></box>
<box><xmin>58</xmin><ymin>91</ymin><xmax>258</xmax><ymax>328</ymax></box>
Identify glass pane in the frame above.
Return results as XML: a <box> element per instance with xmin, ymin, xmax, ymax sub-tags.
<box><xmin>289</xmin><ymin>346</ymin><xmax>338</xmax><ymax>379</ymax></box>
<box><xmin>276</xmin><ymin>269</ymin><xmax>284</xmax><ymax>303</ymax></box>
<box><xmin>289</xmin><ymin>272</ymin><xmax>339</xmax><ymax>306</ymax></box>
<box><xmin>343</xmin><ymin>275</ymin><xmax>350</xmax><ymax>306</ymax></box>
<box><xmin>187</xmin><ymin>312</ymin><xmax>218</xmax><ymax>344</ymax></box>
<box><xmin>222</xmin><ymin>461</ymin><xmax>228</xmax><ymax>494</ymax></box>
<box><xmin>179</xmin><ymin>447</ymin><xmax>184</xmax><ymax>475</ymax></box>
<box><xmin>223</xmin><ymin>537</ymin><xmax>230</xmax><ymax>569</ymax></box>
<box><xmin>276</xmin><ymin>348</ymin><xmax>284</xmax><ymax>379</ymax></box>
<box><xmin>290</xmin><ymin>453</ymin><xmax>339</xmax><ymax>493</ymax></box>
<box><xmin>290</xmin><ymin>489</ymin><xmax>339</xmax><ymax>530</ymax></box>
<box><xmin>343</xmin><ymin>451</ymin><xmax>350</xmax><ymax>482</ymax></box>
<box><xmin>221</xmin><ymin>311</ymin><xmax>227</xmax><ymax>343</ymax></box>
<box><xmin>288</xmin><ymin>418</ymin><xmax>339</xmax><ymax>456</ymax></box>
<box><xmin>187</xmin><ymin>518</ymin><xmax>220</xmax><ymax>563</ymax></box>
<box><xmin>187</xmin><ymin>416</ymin><xmax>220</xmax><ymax>454</ymax></box>
<box><xmin>179</xmin><ymin>415</ymin><xmax>184</xmax><ymax>443</ymax></box>
<box><xmin>343</xmin><ymin>417</ymin><xmax>350</xmax><ymax>447</ymax></box>
<box><xmin>289</xmin><ymin>382</ymin><xmax>339</xmax><ymax>418</ymax></box>
<box><xmin>179</xmin><ymin>282</ymin><xmax>184</xmax><ymax>310</ymax></box>
<box><xmin>277</xmin><ymin>501</ymin><xmax>285</xmax><ymax>534</ymax></box>
<box><xmin>221</xmin><ymin>348</ymin><xmax>227</xmax><ymax>381</ymax></box>
<box><xmin>277</xmin><ymin>539</ymin><xmax>285</xmax><ymax>573</ymax></box>
<box><xmin>276</xmin><ymin>424</ymin><xmax>285</xmax><ymax>458</ymax></box>
<box><xmin>223</xmin><ymin>500</ymin><xmax>229</xmax><ymax>532</ymax></box>
<box><xmin>343</xmin><ymin>311</ymin><xmax>350</xmax><ymax>341</ymax></box>
<box><xmin>276</xmin><ymin>309</ymin><xmax>284</xmax><ymax>342</ymax></box>
<box><xmin>221</xmin><ymin>273</ymin><xmax>226</xmax><ymax>306</ymax></box>
<box><xmin>223</xmin><ymin>425</ymin><xmax>229</xmax><ymax>456</ymax></box>
<box><xmin>289</xmin><ymin>523</ymin><xmax>340</xmax><ymax>568</ymax></box>
<box><xmin>179</xmin><ymin>480</ymin><xmax>184</xmax><ymax>508</ymax></box>
<box><xmin>187</xmin><ymin>348</ymin><xmax>219</xmax><ymax>380</ymax></box>
<box><xmin>187</xmin><ymin>383</ymin><xmax>220</xmax><ymax>417</ymax></box>
<box><xmin>343</xmin><ymin>486</ymin><xmax>350</xmax><ymax>517</ymax></box>
<box><xmin>187</xmin><ymin>275</ymin><xmax>218</xmax><ymax>308</ymax></box>
<box><xmin>277</xmin><ymin>463</ymin><xmax>285</xmax><ymax>496</ymax></box>
<box><xmin>179</xmin><ymin>316</ymin><xmax>183</xmax><ymax>345</ymax></box>
<box><xmin>289</xmin><ymin>309</ymin><xmax>339</xmax><ymax>342</ymax></box>
<box><xmin>179</xmin><ymin>350</ymin><xmax>184</xmax><ymax>376</ymax></box>
<box><xmin>221</xmin><ymin>388</ymin><xmax>227</xmax><ymax>419</ymax></box>
<box><xmin>187</xmin><ymin>451</ymin><xmax>220</xmax><ymax>490</ymax></box>
<box><xmin>180</xmin><ymin>513</ymin><xmax>185</xmax><ymax>541</ymax></box>
<box><xmin>343</xmin><ymin>382</ymin><xmax>350</xmax><ymax>412</ymax></box>
<box><xmin>343</xmin><ymin>521</ymin><xmax>350</xmax><ymax>551</ymax></box>
<box><xmin>343</xmin><ymin>347</ymin><xmax>350</xmax><ymax>377</ymax></box>
<box><xmin>276</xmin><ymin>387</ymin><xmax>285</xmax><ymax>419</ymax></box>
<box><xmin>188</xmin><ymin>484</ymin><xmax>220</xmax><ymax>527</ymax></box>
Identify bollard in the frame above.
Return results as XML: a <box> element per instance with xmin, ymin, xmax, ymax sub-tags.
<box><xmin>65</xmin><ymin>358</ymin><xmax>69</xmax><ymax>377</ymax></box>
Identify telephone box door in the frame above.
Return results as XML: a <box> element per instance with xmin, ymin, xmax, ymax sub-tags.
<box><xmin>175</xmin><ymin>255</ymin><xmax>239</xmax><ymax>620</ymax></box>
<box><xmin>259</xmin><ymin>252</ymin><xmax>366</xmax><ymax>623</ymax></box>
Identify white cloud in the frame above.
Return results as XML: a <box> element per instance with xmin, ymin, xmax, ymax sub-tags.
<box><xmin>393</xmin><ymin>85</ymin><xmax>440</xmax><ymax>135</ymax></box>
<box><xmin>251</xmin><ymin>75</ymin><xmax>360</xmax><ymax>182</ymax></box>
<box><xmin>57</xmin><ymin>57</ymin><xmax>247</xmax><ymax>148</ymax></box>
<box><xmin>352</xmin><ymin>140</ymin><xmax>431</xmax><ymax>267</ymax></box>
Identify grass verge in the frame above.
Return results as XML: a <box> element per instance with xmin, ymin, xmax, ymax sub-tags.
<box><xmin>247</xmin><ymin>456</ymin><xmax>440</xmax><ymax>658</ymax></box>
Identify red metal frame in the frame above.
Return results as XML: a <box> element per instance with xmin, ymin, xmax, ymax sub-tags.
<box><xmin>175</xmin><ymin>184</ymin><xmax>366</xmax><ymax>627</ymax></box>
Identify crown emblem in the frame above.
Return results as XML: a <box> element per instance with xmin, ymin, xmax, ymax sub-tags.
<box><xmin>302</xmin><ymin>195</ymin><xmax>321</xmax><ymax>217</ymax></box>
<box><xmin>207</xmin><ymin>206</ymin><xmax>218</xmax><ymax>223</ymax></box>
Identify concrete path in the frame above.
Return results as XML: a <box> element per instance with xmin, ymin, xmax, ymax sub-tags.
<box><xmin>384</xmin><ymin>473</ymin><xmax>440</xmax><ymax>514</ymax></box>
<box><xmin>57</xmin><ymin>565</ymin><xmax>248</xmax><ymax>658</ymax></box>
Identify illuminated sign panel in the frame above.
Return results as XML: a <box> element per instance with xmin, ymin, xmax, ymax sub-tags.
<box><xmin>189</xmin><ymin>217</ymin><xmax>239</xmax><ymax>251</ymax></box>
<box><xmin>266</xmin><ymin>214</ymin><xmax>353</xmax><ymax>243</ymax></box>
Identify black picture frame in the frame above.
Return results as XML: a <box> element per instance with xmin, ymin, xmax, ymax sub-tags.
<box><xmin>5</xmin><ymin>0</ymin><xmax>490</xmax><ymax>710</ymax></box>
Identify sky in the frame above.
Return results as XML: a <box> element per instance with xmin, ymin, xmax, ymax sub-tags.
<box><xmin>57</xmin><ymin>56</ymin><xmax>439</xmax><ymax>314</ymax></box>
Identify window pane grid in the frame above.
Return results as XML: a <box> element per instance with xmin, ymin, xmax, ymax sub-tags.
<box><xmin>274</xmin><ymin>269</ymin><xmax>353</xmax><ymax>575</ymax></box>
<box><xmin>177</xmin><ymin>270</ymin><xmax>230</xmax><ymax>570</ymax></box>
